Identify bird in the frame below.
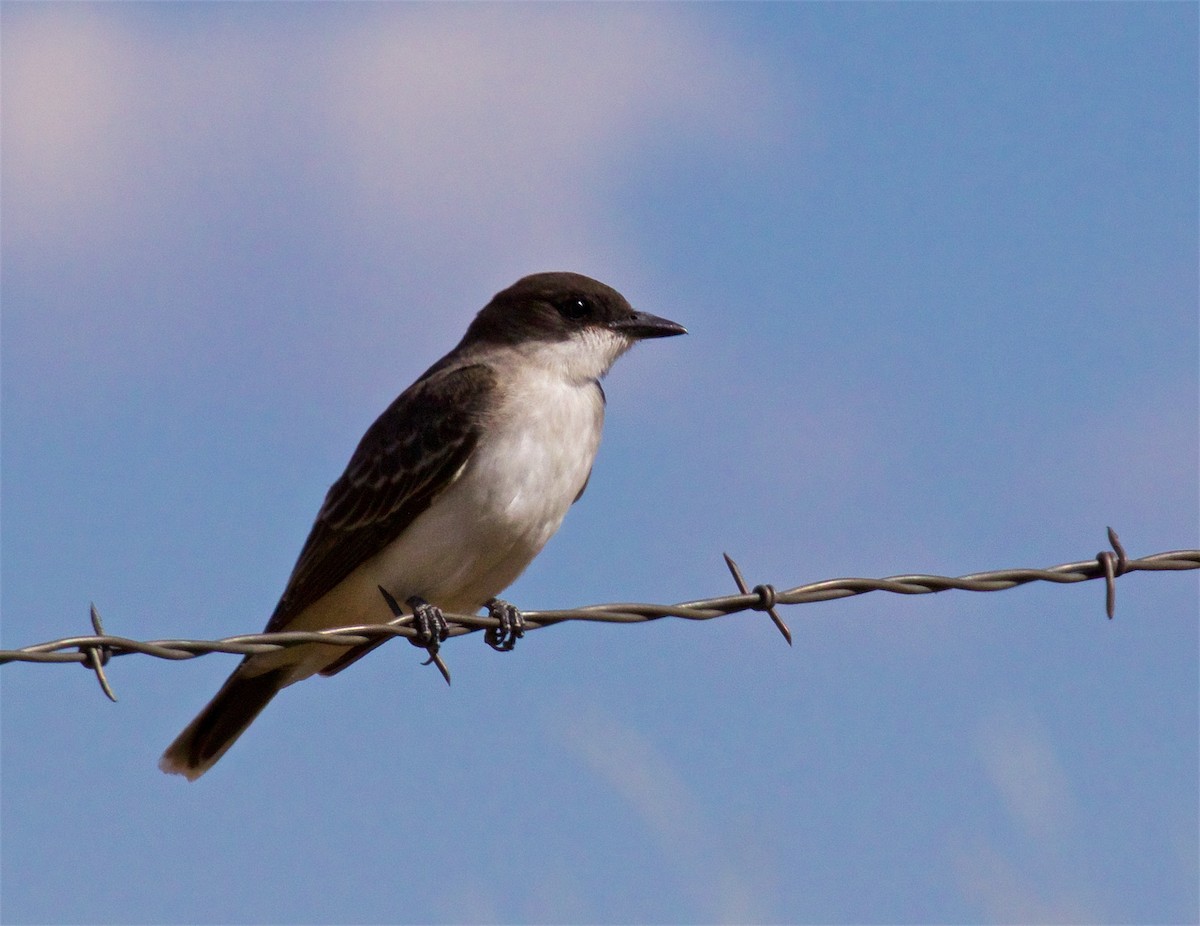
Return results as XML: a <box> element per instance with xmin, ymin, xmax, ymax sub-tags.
<box><xmin>159</xmin><ymin>271</ymin><xmax>686</xmax><ymax>779</ymax></box>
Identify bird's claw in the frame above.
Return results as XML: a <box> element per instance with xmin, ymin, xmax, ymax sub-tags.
<box><xmin>375</xmin><ymin>588</ymin><xmax>452</xmax><ymax>684</ymax></box>
<box><xmin>484</xmin><ymin>597</ymin><xmax>524</xmax><ymax>652</ymax></box>
<box><xmin>405</xmin><ymin>596</ymin><xmax>449</xmax><ymax>653</ymax></box>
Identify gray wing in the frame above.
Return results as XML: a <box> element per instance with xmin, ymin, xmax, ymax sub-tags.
<box><xmin>264</xmin><ymin>363</ymin><xmax>495</xmax><ymax>633</ymax></box>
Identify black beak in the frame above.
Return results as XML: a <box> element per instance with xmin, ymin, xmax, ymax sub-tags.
<box><xmin>610</xmin><ymin>310</ymin><xmax>687</xmax><ymax>340</ymax></box>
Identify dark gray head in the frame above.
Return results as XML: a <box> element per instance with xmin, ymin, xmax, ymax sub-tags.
<box><xmin>464</xmin><ymin>272</ymin><xmax>686</xmax><ymax>350</ymax></box>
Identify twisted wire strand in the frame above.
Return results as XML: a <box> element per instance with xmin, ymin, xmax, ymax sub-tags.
<box><xmin>2</xmin><ymin>529</ymin><xmax>1197</xmax><ymax>703</ymax></box>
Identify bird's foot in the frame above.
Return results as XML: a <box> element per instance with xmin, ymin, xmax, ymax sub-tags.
<box><xmin>385</xmin><ymin>594</ymin><xmax>450</xmax><ymax>686</ymax></box>
<box><xmin>405</xmin><ymin>595</ymin><xmax>449</xmax><ymax>652</ymax></box>
<box><xmin>484</xmin><ymin>597</ymin><xmax>525</xmax><ymax>652</ymax></box>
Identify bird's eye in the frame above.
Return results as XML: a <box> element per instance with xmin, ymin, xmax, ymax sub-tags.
<box><xmin>555</xmin><ymin>297</ymin><xmax>592</xmax><ymax>321</ymax></box>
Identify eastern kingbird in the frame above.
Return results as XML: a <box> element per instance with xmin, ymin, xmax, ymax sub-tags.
<box><xmin>160</xmin><ymin>272</ymin><xmax>685</xmax><ymax>779</ymax></box>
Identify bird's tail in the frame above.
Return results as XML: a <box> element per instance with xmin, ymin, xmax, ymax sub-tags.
<box><xmin>159</xmin><ymin>666</ymin><xmax>290</xmax><ymax>781</ymax></box>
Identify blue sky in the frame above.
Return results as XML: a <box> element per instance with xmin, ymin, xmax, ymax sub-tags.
<box><xmin>2</xmin><ymin>3</ymin><xmax>1196</xmax><ymax>923</ymax></box>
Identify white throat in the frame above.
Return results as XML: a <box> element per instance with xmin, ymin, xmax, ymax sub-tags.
<box><xmin>516</xmin><ymin>328</ymin><xmax>635</xmax><ymax>385</ymax></box>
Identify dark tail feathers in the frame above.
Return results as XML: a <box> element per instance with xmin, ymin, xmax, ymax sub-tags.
<box><xmin>159</xmin><ymin>667</ymin><xmax>289</xmax><ymax>781</ymax></box>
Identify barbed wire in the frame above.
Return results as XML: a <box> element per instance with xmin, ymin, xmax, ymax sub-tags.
<box><xmin>2</xmin><ymin>529</ymin><xmax>1197</xmax><ymax>701</ymax></box>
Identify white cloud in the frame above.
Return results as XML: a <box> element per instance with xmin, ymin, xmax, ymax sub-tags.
<box><xmin>2</xmin><ymin>5</ymin><xmax>796</xmax><ymax>390</ymax></box>
<box><xmin>321</xmin><ymin>4</ymin><xmax>780</xmax><ymax>267</ymax></box>
<box><xmin>953</xmin><ymin>705</ymin><xmax>1103</xmax><ymax>922</ymax></box>
<box><xmin>977</xmin><ymin>708</ymin><xmax>1073</xmax><ymax>845</ymax></box>
<box><xmin>954</xmin><ymin>843</ymin><xmax>1098</xmax><ymax>925</ymax></box>
<box><xmin>4</xmin><ymin>5</ymin><xmax>789</xmax><ymax>273</ymax></box>
<box><xmin>557</xmin><ymin>707</ymin><xmax>779</xmax><ymax>923</ymax></box>
<box><xmin>3</xmin><ymin>7</ymin><xmax>293</xmax><ymax>251</ymax></box>
<box><xmin>2</xmin><ymin>6</ymin><xmax>139</xmax><ymax>249</ymax></box>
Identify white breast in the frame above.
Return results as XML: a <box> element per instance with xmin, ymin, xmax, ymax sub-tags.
<box><xmin>363</xmin><ymin>362</ymin><xmax>605</xmax><ymax>612</ymax></box>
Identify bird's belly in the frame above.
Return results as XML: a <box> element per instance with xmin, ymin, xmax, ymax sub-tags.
<box><xmin>368</xmin><ymin>377</ymin><xmax>603</xmax><ymax>612</ymax></box>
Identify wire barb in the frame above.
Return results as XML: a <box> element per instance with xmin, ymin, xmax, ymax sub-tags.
<box><xmin>1097</xmin><ymin>526</ymin><xmax>1129</xmax><ymax>619</ymax></box>
<box><xmin>84</xmin><ymin>604</ymin><xmax>118</xmax><ymax>702</ymax></box>
<box><xmin>723</xmin><ymin>553</ymin><xmax>792</xmax><ymax>646</ymax></box>
<box><xmin>4</xmin><ymin>534</ymin><xmax>1197</xmax><ymax>692</ymax></box>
